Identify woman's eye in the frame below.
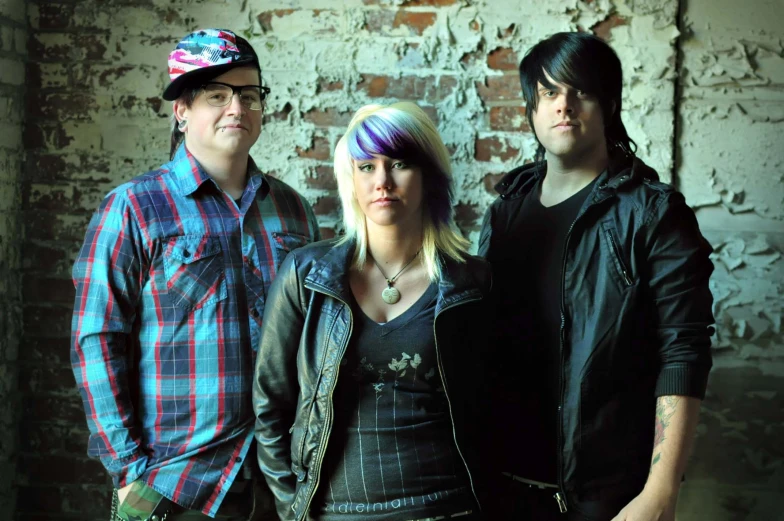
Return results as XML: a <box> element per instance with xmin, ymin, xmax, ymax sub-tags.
<box><xmin>358</xmin><ymin>164</ymin><xmax>373</xmax><ymax>172</ymax></box>
<box><xmin>392</xmin><ymin>161</ymin><xmax>408</xmax><ymax>170</ymax></box>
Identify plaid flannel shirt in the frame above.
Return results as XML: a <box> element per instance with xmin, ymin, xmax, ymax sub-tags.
<box><xmin>71</xmin><ymin>144</ymin><xmax>320</xmax><ymax>516</ymax></box>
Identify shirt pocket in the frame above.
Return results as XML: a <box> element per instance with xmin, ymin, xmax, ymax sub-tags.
<box><xmin>163</xmin><ymin>235</ymin><xmax>227</xmax><ymax>311</ymax></box>
<box><xmin>272</xmin><ymin>231</ymin><xmax>311</xmax><ymax>270</ymax></box>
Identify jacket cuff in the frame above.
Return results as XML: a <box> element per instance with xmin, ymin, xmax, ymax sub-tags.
<box><xmin>654</xmin><ymin>362</ymin><xmax>711</xmax><ymax>400</ymax></box>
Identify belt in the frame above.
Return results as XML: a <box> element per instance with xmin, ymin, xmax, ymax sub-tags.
<box><xmin>409</xmin><ymin>509</ymin><xmax>473</xmax><ymax>521</ymax></box>
<box><xmin>502</xmin><ymin>473</ymin><xmax>568</xmax><ymax>513</ymax></box>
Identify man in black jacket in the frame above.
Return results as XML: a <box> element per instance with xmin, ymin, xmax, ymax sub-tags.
<box><xmin>478</xmin><ymin>32</ymin><xmax>714</xmax><ymax>521</ymax></box>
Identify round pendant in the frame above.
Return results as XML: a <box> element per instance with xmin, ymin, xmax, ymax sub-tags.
<box><xmin>381</xmin><ymin>286</ymin><xmax>401</xmax><ymax>305</ymax></box>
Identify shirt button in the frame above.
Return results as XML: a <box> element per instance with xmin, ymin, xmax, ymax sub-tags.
<box><xmin>235</xmin><ymin>457</ymin><xmax>242</xmax><ymax>463</ymax></box>
<box><xmin>250</xmin><ymin>309</ymin><xmax>259</xmax><ymax>318</ymax></box>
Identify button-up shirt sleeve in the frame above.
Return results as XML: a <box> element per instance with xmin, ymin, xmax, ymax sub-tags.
<box><xmin>71</xmin><ymin>188</ymin><xmax>149</xmax><ymax>487</ymax></box>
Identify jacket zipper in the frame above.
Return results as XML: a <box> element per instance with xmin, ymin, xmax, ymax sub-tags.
<box><xmin>297</xmin><ymin>284</ymin><xmax>353</xmax><ymax>521</ymax></box>
<box><xmin>555</xmin><ymin>182</ymin><xmax>621</xmax><ymax>511</ymax></box>
<box><xmin>433</xmin><ymin>296</ymin><xmax>484</xmax><ymax>512</ymax></box>
<box><xmin>604</xmin><ymin>229</ymin><xmax>633</xmax><ymax>286</ymax></box>
<box><xmin>557</xmin><ymin>216</ymin><xmax>575</xmax><ymax>513</ymax></box>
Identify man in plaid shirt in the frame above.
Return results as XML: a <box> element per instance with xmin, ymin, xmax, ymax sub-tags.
<box><xmin>70</xmin><ymin>29</ymin><xmax>320</xmax><ymax>520</ymax></box>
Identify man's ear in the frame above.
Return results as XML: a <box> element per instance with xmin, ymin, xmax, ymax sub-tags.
<box><xmin>173</xmin><ymin>99</ymin><xmax>189</xmax><ymax>124</ymax></box>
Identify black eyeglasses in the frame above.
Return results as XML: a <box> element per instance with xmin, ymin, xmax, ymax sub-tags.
<box><xmin>200</xmin><ymin>81</ymin><xmax>271</xmax><ymax>111</ymax></box>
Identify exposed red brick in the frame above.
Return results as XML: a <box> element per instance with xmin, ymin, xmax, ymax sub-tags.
<box><xmin>302</xmin><ymin>108</ymin><xmax>353</xmax><ymax>127</ymax></box>
<box><xmin>22</xmin><ymin>394</ymin><xmax>87</xmax><ymax>425</ymax></box>
<box><xmin>364</xmin><ymin>9</ymin><xmax>396</xmax><ymax>32</ymax></box>
<box><xmin>319</xmin><ymin>227</ymin><xmax>337</xmax><ymax>239</ymax></box>
<box><xmin>306</xmin><ymin>166</ymin><xmax>338</xmax><ymax>190</ymax></box>
<box><xmin>487</xmin><ymin>47</ymin><xmax>518</xmax><ymax>71</ymax></box>
<box><xmin>453</xmin><ymin>203</ymin><xmax>481</xmax><ymax>233</ymax></box>
<box><xmin>26</xmin><ymin>153</ymin><xmax>67</xmax><ymax>181</ymax></box>
<box><xmin>23</xmin><ymin>123</ymin><xmax>74</xmax><ymax>150</ymax></box>
<box><xmin>37</xmin><ymin>3</ymin><xmax>76</xmax><ymax>30</ymax></box>
<box><xmin>264</xmin><ymin>102</ymin><xmax>293</xmax><ymax>124</ymax></box>
<box><xmin>17</xmin><ymin>422</ymin><xmax>90</xmax><ymax>456</ymax></box>
<box><xmin>18</xmin><ymin>337</ymin><xmax>71</xmax><ymax>365</ymax></box>
<box><xmin>313</xmin><ymin>195</ymin><xmax>341</xmax><ymax>215</ymax></box>
<box><xmin>97</xmin><ymin>65</ymin><xmax>135</xmax><ymax>88</ymax></box>
<box><xmin>393</xmin><ymin>11</ymin><xmax>437</xmax><ymax>36</ymax></box>
<box><xmin>359</xmin><ymin>75</ymin><xmax>389</xmax><ymax>97</ymax></box>
<box><xmin>26</xmin><ymin>92</ymin><xmax>97</xmax><ymax>121</ymax></box>
<box><xmin>496</xmin><ymin>23</ymin><xmax>515</xmax><ymax>39</ymax></box>
<box><xmin>23</xmin><ymin>276</ymin><xmax>75</xmax><ymax>304</ymax></box>
<box><xmin>23</xmin><ymin>305</ymin><xmax>73</xmax><ymax>337</ymax></box>
<box><xmin>489</xmin><ymin>106</ymin><xmax>530</xmax><ymax>132</ymax></box>
<box><xmin>17</xmin><ymin>454</ymin><xmax>107</xmax><ymax>485</ymax></box>
<box><xmin>16</xmin><ymin>484</ymin><xmax>109</xmax><ymax>518</ymax></box>
<box><xmin>591</xmin><ymin>14</ymin><xmax>628</xmax><ymax>41</ymax></box>
<box><xmin>28</xmin><ymin>33</ymin><xmax>108</xmax><ymax>62</ymax></box>
<box><xmin>257</xmin><ymin>9</ymin><xmax>296</xmax><ymax>32</ymax></box>
<box><xmin>18</xmin><ymin>364</ymin><xmax>77</xmax><ymax>394</ymax></box>
<box><xmin>318</xmin><ymin>79</ymin><xmax>344</xmax><ymax>92</ymax></box>
<box><xmin>483</xmin><ymin>172</ymin><xmax>505</xmax><ymax>195</ymax></box>
<box><xmin>357</xmin><ymin>74</ymin><xmax>457</xmax><ymax>103</ymax></box>
<box><xmin>475</xmin><ymin>136</ymin><xmax>520</xmax><ymax>162</ymax></box>
<box><xmin>476</xmin><ymin>75</ymin><xmax>521</xmax><ymax>102</ymax></box>
<box><xmin>297</xmin><ymin>136</ymin><xmax>332</xmax><ymax>160</ymax></box>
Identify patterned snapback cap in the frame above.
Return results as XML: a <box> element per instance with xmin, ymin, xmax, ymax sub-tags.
<box><xmin>162</xmin><ymin>29</ymin><xmax>260</xmax><ymax>101</ymax></box>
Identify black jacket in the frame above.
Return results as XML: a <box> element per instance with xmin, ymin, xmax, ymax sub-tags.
<box><xmin>253</xmin><ymin>239</ymin><xmax>493</xmax><ymax>521</ymax></box>
<box><xmin>478</xmin><ymin>158</ymin><xmax>714</xmax><ymax>515</ymax></box>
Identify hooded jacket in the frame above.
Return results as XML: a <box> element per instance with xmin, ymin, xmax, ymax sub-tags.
<box><xmin>253</xmin><ymin>239</ymin><xmax>493</xmax><ymax>521</ymax></box>
<box><xmin>478</xmin><ymin>157</ymin><xmax>714</xmax><ymax>515</ymax></box>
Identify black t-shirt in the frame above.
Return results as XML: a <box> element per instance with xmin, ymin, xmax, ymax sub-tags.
<box><xmin>311</xmin><ymin>284</ymin><xmax>474</xmax><ymax>520</ymax></box>
<box><xmin>493</xmin><ymin>175</ymin><xmax>596</xmax><ymax>484</ymax></box>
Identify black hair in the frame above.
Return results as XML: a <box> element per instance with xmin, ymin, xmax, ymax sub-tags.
<box><xmin>519</xmin><ymin>31</ymin><xmax>637</xmax><ymax>163</ymax></box>
<box><xmin>169</xmin><ymin>86</ymin><xmax>199</xmax><ymax>160</ymax></box>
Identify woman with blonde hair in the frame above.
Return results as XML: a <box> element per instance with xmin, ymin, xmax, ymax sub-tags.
<box><xmin>253</xmin><ymin>102</ymin><xmax>492</xmax><ymax>521</ymax></box>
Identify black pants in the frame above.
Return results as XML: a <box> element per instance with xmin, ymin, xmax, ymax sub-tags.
<box><xmin>491</xmin><ymin>477</ymin><xmax>627</xmax><ymax>521</ymax></box>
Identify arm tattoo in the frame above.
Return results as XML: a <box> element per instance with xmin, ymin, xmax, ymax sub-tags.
<box><xmin>651</xmin><ymin>395</ymin><xmax>680</xmax><ymax>471</ymax></box>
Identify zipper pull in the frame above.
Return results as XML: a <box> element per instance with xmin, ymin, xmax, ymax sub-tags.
<box><xmin>554</xmin><ymin>492</ymin><xmax>568</xmax><ymax>513</ymax></box>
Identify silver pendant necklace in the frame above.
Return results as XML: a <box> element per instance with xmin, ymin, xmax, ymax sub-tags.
<box><xmin>373</xmin><ymin>249</ymin><xmax>421</xmax><ymax>305</ymax></box>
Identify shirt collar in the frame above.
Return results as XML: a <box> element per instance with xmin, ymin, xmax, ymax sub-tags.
<box><xmin>169</xmin><ymin>143</ymin><xmax>269</xmax><ymax>199</ymax></box>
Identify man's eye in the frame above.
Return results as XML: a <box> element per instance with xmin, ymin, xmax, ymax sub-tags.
<box><xmin>209</xmin><ymin>93</ymin><xmax>227</xmax><ymax>101</ymax></box>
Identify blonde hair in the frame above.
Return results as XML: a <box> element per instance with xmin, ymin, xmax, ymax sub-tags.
<box><xmin>334</xmin><ymin>102</ymin><xmax>470</xmax><ymax>281</ymax></box>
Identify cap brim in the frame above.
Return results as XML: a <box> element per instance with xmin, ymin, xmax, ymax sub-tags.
<box><xmin>162</xmin><ymin>57</ymin><xmax>259</xmax><ymax>101</ymax></box>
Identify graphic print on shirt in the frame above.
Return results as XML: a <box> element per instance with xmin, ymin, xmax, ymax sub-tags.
<box><xmin>314</xmin><ymin>346</ymin><xmax>468</xmax><ymax>520</ymax></box>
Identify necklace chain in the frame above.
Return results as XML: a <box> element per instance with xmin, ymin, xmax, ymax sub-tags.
<box><xmin>373</xmin><ymin>249</ymin><xmax>421</xmax><ymax>286</ymax></box>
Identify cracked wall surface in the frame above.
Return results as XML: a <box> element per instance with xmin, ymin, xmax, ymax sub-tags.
<box><xmin>677</xmin><ymin>0</ymin><xmax>784</xmax><ymax>519</ymax></box>
<box><xmin>0</xmin><ymin>0</ymin><xmax>26</xmax><ymax>515</ymax></box>
<box><xmin>12</xmin><ymin>0</ymin><xmax>782</xmax><ymax>518</ymax></box>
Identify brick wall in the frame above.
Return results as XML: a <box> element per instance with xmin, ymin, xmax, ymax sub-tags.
<box><xmin>676</xmin><ymin>0</ymin><xmax>784</xmax><ymax>519</ymax></box>
<box><xmin>0</xmin><ymin>0</ymin><xmax>27</xmax><ymax>515</ymax></box>
<box><xmin>14</xmin><ymin>0</ymin><xmax>782</xmax><ymax>519</ymax></box>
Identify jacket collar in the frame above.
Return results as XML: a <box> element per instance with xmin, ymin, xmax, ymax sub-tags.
<box><xmin>168</xmin><ymin>143</ymin><xmax>269</xmax><ymax>199</ymax></box>
<box><xmin>495</xmin><ymin>156</ymin><xmax>659</xmax><ymax>203</ymax></box>
<box><xmin>304</xmin><ymin>239</ymin><xmax>485</xmax><ymax>310</ymax></box>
